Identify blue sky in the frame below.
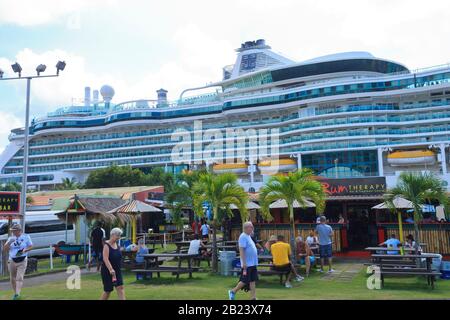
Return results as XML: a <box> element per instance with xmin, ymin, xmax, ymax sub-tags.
<box><xmin>0</xmin><ymin>0</ymin><xmax>450</xmax><ymax>152</ymax></box>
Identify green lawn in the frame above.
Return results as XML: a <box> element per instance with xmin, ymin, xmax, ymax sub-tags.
<box><xmin>0</xmin><ymin>257</ymin><xmax>85</xmax><ymax>281</ymax></box>
<box><xmin>0</xmin><ymin>243</ymin><xmax>174</xmax><ymax>282</ymax></box>
<box><xmin>1</xmin><ymin>262</ymin><xmax>450</xmax><ymax>300</ymax></box>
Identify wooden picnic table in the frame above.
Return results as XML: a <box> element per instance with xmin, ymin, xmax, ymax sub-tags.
<box><xmin>143</xmin><ymin>233</ymin><xmax>165</xmax><ymax>249</ymax></box>
<box><xmin>365</xmin><ymin>244</ymin><xmax>426</xmax><ymax>251</ymax></box>
<box><xmin>205</xmin><ymin>245</ymin><xmax>238</xmax><ymax>251</ymax></box>
<box><xmin>134</xmin><ymin>253</ymin><xmax>199</xmax><ymax>279</ymax></box>
<box><xmin>369</xmin><ymin>253</ymin><xmax>441</xmax><ymax>288</ymax></box>
<box><xmin>258</xmin><ymin>255</ymin><xmax>274</xmax><ymax>261</ymax></box>
<box><xmin>365</xmin><ymin>247</ymin><xmax>420</xmax><ymax>253</ymax></box>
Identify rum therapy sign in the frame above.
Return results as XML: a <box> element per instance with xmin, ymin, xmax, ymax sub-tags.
<box><xmin>318</xmin><ymin>177</ymin><xmax>386</xmax><ymax>196</ymax></box>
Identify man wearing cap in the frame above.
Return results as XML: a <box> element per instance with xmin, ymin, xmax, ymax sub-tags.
<box><xmin>3</xmin><ymin>223</ymin><xmax>33</xmax><ymax>300</ymax></box>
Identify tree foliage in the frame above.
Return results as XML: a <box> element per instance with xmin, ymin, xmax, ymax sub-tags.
<box><xmin>384</xmin><ymin>171</ymin><xmax>449</xmax><ymax>252</ymax></box>
<box><xmin>84</xmin><ymin>165</ymin><xmax>174</xmax><ymax>191</ymax></box>
<box><xmin>193</xmin><ymin>172</ymin><xmax>249</xmax><ymax>272</ymax></box>
<box><xmin>259</xmin><ymin>168</ymin><xmax>326</xmax><ymax>258</ymax></box>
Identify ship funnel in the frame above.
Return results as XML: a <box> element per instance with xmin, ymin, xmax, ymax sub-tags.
<box><xmin>157</xmin><ymin>88</ymin><xmax>168</xmax><ymax>106</ymax></box>
<box><xmin>84</xmin><ymin>86</ymin><xmax>91</xmax><ymax>107</ymax></box>
<box><xmin>93</xmin><ymin>90</ymin><xmax>99</xmax><ymax>106</ymax></box>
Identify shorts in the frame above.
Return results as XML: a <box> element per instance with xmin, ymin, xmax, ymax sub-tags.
<box><xmin>201</xmin><ymin>234</ymin><xmax>209</xmax><ymax>240</ymax></box>
<box><xmin>271</xmin><ymin>264</ymin><xmax>291</xmax><ymax>273</ymax></box>
<box><xmin>299</xmin><ymin>255</ymin><xmax>315</xmax><ymax>265</ymax></box>
<box><xmin>239</xmin><ymin>266</ymin><xmax>258</xmax><ymax>284</ymax></box>
<box><xmin>319</xmin><ymin>244</ymin><xmax>333</xmax><ymax>258</ymax></box>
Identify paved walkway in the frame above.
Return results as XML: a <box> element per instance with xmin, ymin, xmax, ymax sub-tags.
<box><xmin>318</xmin><ymin>263</ymin><xmax>363</xmax><ymax>282</ymax></box>
<box><xmin>0</xmin><ymin>268</ymin><xmax>92</xmax><ymax>291</ymax></box>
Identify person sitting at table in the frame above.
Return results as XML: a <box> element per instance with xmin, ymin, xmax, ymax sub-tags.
<box><xmin>188</xmin><ymin>234</ymin><xmax>209</xmax><ymax>260</ymax></box>
<box><xmin>264</xmin><ymin>235</ymin><xmax>277</xmax><ymax>254</ymax></box>
<box><xmin>135</xmin><ymin>238</ymin><xmax>149</xmax><ymax>264</ymax></box>
<box><xmin>306</xmin><ymin>231</ymin><xmax>319</xmax><ymax>254</ymax></box>
<box><xmin>296</xmin><ymin>236</ymin><xmax>315</xmax><ymax>277</ymax></box>
<box><xmin>270</xmin><ymin>235</ymin><xmax>304</xmax><ymax>288</ymax></box>
<box><xmin>404</xmin><ymin>234</ymin><xmax>422</xmax><ymax>252</ymax></box>
<box><xmin>379</xmin><ymin>234</ymin><xmax>402</xmax><ymax>255</ymax></box>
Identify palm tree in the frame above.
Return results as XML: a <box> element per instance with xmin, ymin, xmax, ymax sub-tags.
<box><xmin>60</xmin><ymin>177</ymin><xmax>79</xmax><ymax>190</ymax></box>
<box><xmin>385</xmin><ymin>172</ymin><xmax>449</xmax><ymax>253</ymax></box>
<box><xmin>259</xmin><ymin>168</ymin><xmax>326</xmax><ymax>259</ymax></box>
<box><xmin>193</xmin><ymin>172</ymin><xmax>249</xmax><ymax>272</ymax></box>
<box><xmin>166</xmin><ymin>169</ymin><xmax>207</xmax><ymax>230</ymax></box>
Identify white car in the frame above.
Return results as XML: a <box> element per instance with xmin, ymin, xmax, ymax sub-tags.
<box><xmin>0</xmin><ymin>210</ymin><xmax>76</xmax><ymax>257</ymax></box>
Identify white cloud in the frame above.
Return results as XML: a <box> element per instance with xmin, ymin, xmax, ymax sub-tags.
<box><xmin>0</xmin><ymin>0</ymin><xmax>117</xmax><ymax>26</ymax></box>
<box><xmin>0</xmin><ymin>111</ymin><xmax>22</xmax><ymax>153</ymax></box>
<box><xmin>0</xmin><ymin>30</ymin><xmax>235</xmax><ymax>118</ymax></box>
<box><xmin>1</xmin><ymin>0</ymin><xmax>450</xmax><ymax>117</ymax></box>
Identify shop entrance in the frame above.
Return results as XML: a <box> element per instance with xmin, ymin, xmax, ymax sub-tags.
<box><xmin>346</xmin><ymin>204</ymin><xmax>378</xmax><ymax>250</ymax></box>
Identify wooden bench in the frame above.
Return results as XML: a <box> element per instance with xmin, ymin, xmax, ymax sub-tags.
<box><xmin>231</xmin><ymin>267</ymin><xmax>290</xmax><ymax>285</ymax></box>
<box><xmin>379</xmin><ymin>270</ymin><xmax>441</xmax><ymax>289</ymax></box>
<box><xmin>193</xmin><ymin>254</ymin><xmax>211</xmax><ymax>267</ymax></box>
<box><xmin>132</xmin><ymin>266</ymin><xmax>200</xmax><ymax>279</ymax></box>
<box><xmin>369</xmin><ymin>253</ymin><xmax>441</xmax><ymax>289</ymax></box>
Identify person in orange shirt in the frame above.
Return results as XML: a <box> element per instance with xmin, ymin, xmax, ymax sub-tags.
<box><xmin>270</xmin><ymin>235</ymin><xmax>304</xmax><ymax>288</ymax></box>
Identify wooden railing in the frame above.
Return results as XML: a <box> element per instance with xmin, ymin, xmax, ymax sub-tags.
<box><xmin>378</xmin><ymin>223</ymin><xmax>450</xmax><ymax>255</ymax></box>
<box><xmin>231</xmin><ymin>223</ymin><xmax>344</xmax><ymax>252</ymax></box>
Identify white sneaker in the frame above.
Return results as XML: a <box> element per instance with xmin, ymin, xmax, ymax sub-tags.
<box><xmin>285</xmin><ymin>282</ymin><xmax>292</xmax><ymax>288</ymax></box>
<box><xmin>318</xmin><ymin>269</ymin><xmax>324</xmax><ymax>273</ymax></box>
<box><xmin>295</xmin><ymin>275</ymin><xmax>304</xmax><ymax>282</ymax></box>
<box><xmin>328</xmin><ymin>269</ymin><xmax>335</xmax><ymax>273</ymax></box>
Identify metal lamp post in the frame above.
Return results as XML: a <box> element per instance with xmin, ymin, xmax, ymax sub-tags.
<box><xmin>0</xmin><ymin>61</ymin><xmax>66</xmax><ymax>229</ymax></box>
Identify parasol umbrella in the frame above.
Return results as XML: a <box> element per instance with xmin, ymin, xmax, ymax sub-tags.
<box><xmin>108</xmin><ymin>199</ymin><xmax>161</xmax><ymax>244</ymax></box>
<box><xmin>372</xmin><ymin>196</ymin><xmax>422</xmax><ymax>254</ymax></box>
<box><xmin>229</xmin><ymin>201</ymin><xmax>261</xmax><ymax>210</ymax></box>
<box><xmin>269</xmin><ymin>198</ymin><xmax>316</xmax><ymax>209</ymax></box>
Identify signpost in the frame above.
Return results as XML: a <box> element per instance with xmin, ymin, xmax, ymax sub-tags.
<box><xmin>319</xmin><ymin>177</ymin><xmax>386</xmax><ymax>196</ymax></box>
<box><xmin>0</xmin><ymin>192</ymin><xmax>21</xmax><ymax>276</ymax></box>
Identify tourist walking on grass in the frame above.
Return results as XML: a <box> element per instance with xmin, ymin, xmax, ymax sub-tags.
<box><xmin>228</xmin><ymin>221</ymin><xmax>258</xmax><ymax>300</ymax></box>
<box><xmin>89</xmin><ymin>221</ymin><xmax>106</xmax><ymax>272</ymax></box>
<box><xmin>316</xmin><ymin>216</ymin><xmax>334</xmax><ymax>273</ymax></box>
<box><xmin>3</xmin><ymin>223</ymin><xmax>33</xmax><ymax>300</ymax></box>
<box><xmin>100</xmin><ymin>228</ymin><xmax>125</xmax><ymax>300</ymax></box>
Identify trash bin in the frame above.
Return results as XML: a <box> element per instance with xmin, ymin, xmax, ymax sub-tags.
<box><xmin>219</xmin><ymin>251</ymin><xmax>236</xmax><ymax>276</ymax></box>
<box><xmin>431</xmin><ymin>254</ymin><xmax>442</xmax><ymax>271</ymax></box>
<box><xmin>441</xmin><ymin>261</ymin><xmax>450</xmax><ymax>280</ymax></box>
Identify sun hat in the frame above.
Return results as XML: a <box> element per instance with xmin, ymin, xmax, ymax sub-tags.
<box><xmin>268</xmin><ymin>235</ymin><xmax>277</xmax><ymax>242</ymax></box>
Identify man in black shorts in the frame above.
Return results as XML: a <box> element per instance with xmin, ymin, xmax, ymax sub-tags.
<box><xmin>228</xmin><ymin>221</ymin><xmax>258</xmax><ymax>300</ymax></box>
<box><xmin>88</xmin><ymin>221</ymin><xmax>106</xmax><ymax>272</ymax></box>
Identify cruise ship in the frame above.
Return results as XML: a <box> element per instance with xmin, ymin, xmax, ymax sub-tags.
<box><xmin>2</xmin><ymin>39</ymin><xmax>450</xmax><ymax>195</ymax></box>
